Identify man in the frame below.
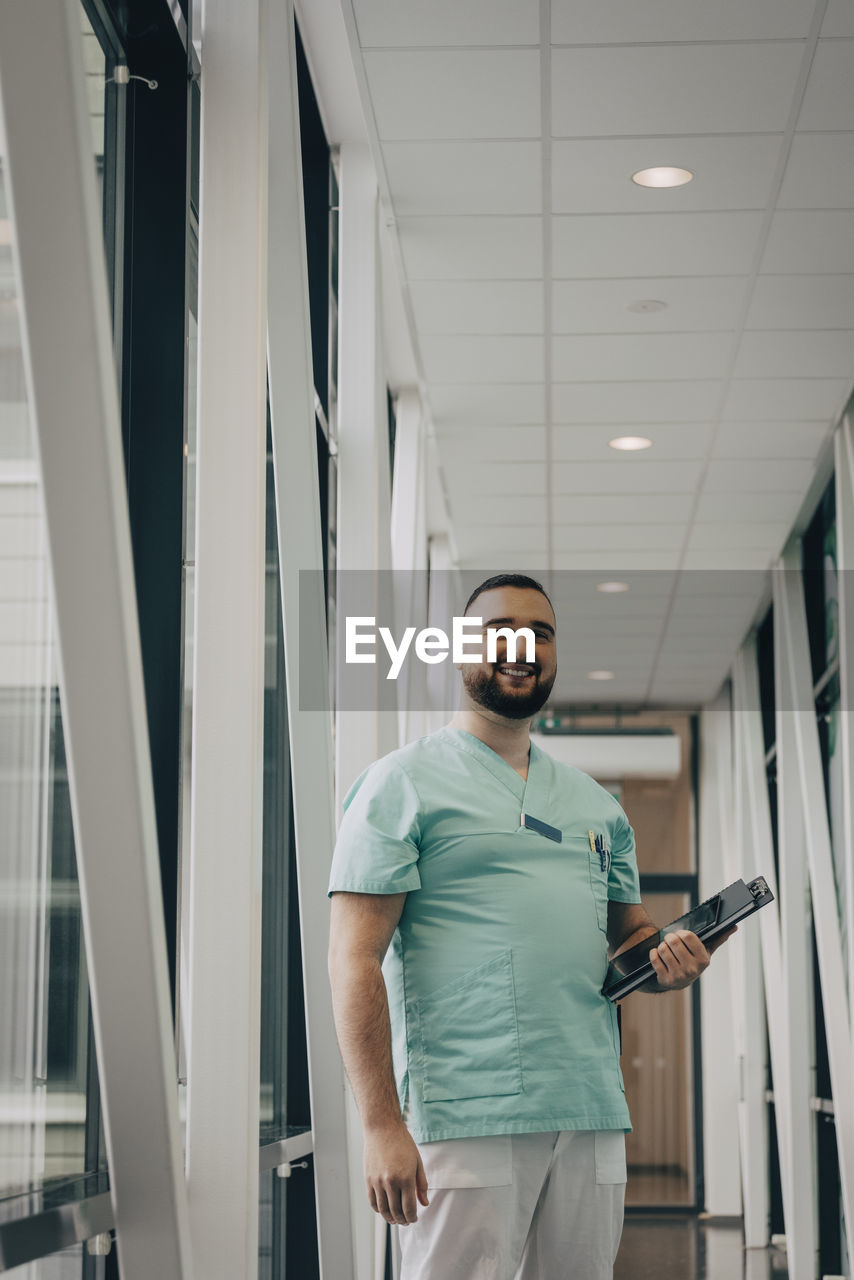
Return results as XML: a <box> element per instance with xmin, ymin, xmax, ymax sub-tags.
<box><xmin>327</xmin><ymin>574</ymin><xmax>733</xmax><ymax>1280</ymax></box>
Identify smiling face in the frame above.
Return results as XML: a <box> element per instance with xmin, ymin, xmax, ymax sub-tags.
<box><xmin>458</xmin><ymin>585</ymin><xmax>558</xmax><ymax>721</ymax></box>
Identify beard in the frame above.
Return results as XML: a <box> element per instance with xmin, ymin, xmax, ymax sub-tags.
<box><xmin>462</xmin><ymin>662</ymin><xmax>556</xmax><ymax>720</ymax></box>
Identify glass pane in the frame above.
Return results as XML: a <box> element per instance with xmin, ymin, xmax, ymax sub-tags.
<box><xmin>0</xmin><ymin>7</ymin><xmax>110</xmax><ymax>1206</ymax></box>
<box><xmin>622</xmin><ymin>891</ymin><xmax>695</xmax><ymax>1207</ymax></box>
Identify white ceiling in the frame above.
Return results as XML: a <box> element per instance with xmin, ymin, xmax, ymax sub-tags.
<box><xmin>341</xmin><ymin>0</ymin><xmax>854</xmax><ymax>707</ymax></box>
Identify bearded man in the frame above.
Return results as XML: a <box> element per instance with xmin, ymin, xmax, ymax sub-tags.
<box><xmin>327</xmin><ymin>573</ymin><xmax>731</xmax><ymax>1280</ymax></box>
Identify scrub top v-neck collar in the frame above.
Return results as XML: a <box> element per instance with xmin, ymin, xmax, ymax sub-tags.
<box><xmin>441</xmin><ymin>726</ymin><xmax>551</xmax><ymax>820</ymax></box>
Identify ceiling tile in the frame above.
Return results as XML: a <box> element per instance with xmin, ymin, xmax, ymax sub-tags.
<box><xmin>552</xmin><ymin>423</ymin><xmax>712</xmax><ymax>460</ymax></box>
<box><xmin>553</xmin><ymin>212</ymin><xmax>764</xmax><ymax>277</ymax></box>
<box><xmin>550</xmin><ymin>0</ymin><xmax>815</xmax><ymax>43</ymax></box>
<box><xmin>703</xmin><ymin>458</ymin><xmax>816</xmax><ymax>491</ymax></box>
<box><xmin>551</xmin><ymin>44</ymin><xmax>804</xmax><ymax>137</ymax></box>
<box><xmin>553</xmin><ymin>379</ymin><xmax>722</xmax><ymax>423</ymax></box>
<box><xmin>422</xmin><ymin>335</ymin><xmax>544</xmax><ymax>383</ymax></box>
<box><xmin>553</xmin><ymin>523</ymin><xmax>688</xmax><ymax>550</ymax></box>
<box><xmin>354</xmin><ymin>0</ymin><xmax>540</xmax><ymax>46</ymax></box>
<box><xmin>551</xmin><ymin>550</ymin><xmax>682</xmax><ymax>570</ymax></box>
<box><xmin>681</xmin><ymin>547</ymin><xmax>777</xmax><ymax>569</ymax></box>
<box><xmin>713</xmin><ymin>421</ymin><xmax>832</xmax><ymax>458</ymax></box>
<box><xmin>430</xmin><ymin>383</ymin><xmax>546</xmax><ymax>425</ymax></box>
<box><xmin>553</xmin><ymin>458</ymin><xmax>703</xmax><ymax>492</ymax></box>
<box><xmin>384</xmin><ymin>141</ymin><xmax>542</xmax><ymax>216</ymax></box>
<box><xmin>364</xmin><ymin>50</ymin><xmax>541</xmax><ymax>140</ymax></box>
<box><xmin>746</xmin><ymin>274</ymin><xmax>854</xmax><ymax>330</ymax></box>
<box><xmin>398</xmin><ymin>216</ymin><xmax>542</xmax><ymax>280</ymax></box>
<box><xmin>553</xmin><ymin>332</ymin><xmax>731</xmax><ymax>381</ymax></box>
<box><xmin>687</xmin><ymin>523</ymin><xmax>789</xmax><ymax>550</ymax></box>
<box><xmin>455</xmin><ymin>525</ymin><xmax>548</xmax><ymax>555</ymax></box>
<box><xmin>437</xmin><ymin>425</ymin><xmax>547</xmax><ymax>461</ymax></box>
<box><xmin>553</xmin><ymin>493</ymin><xmax>696</xmax><ymax>523</ymax></box>
<box><xmin>722</xmin><ymin>377</ymin><xmax>850</xmax><ymax>421</ymax></box>
<box><xmin>410</xmin><ymin>281</ymin><xmax>544</xmax><ymax>335</ymax></box>
<box><xmin>552</xmin><ymin>135</ymin><xmax>783</xmax><ymax>214</ymax></box>
<box><xmin>695</xmin><ymin>490</ymin><xmax>804</xmax><ymax>521</ymax></box>
<box><xmin>797</xmin><ymin>40</ymin><xmax>854</xmax><ymax>130</ymax></box>
<box><xmin>458</xmin><ymin>552</ymin><xmax>551</xmax><ymax>573</ymax></box>
<box><xmin>778</xmin><ymin>132</ymin><xmax>854</xmax><ymax>209</ymax></box>
<box><xmin>761</xmin><ymin>210</ymin><xmax>854</xmax><ymax>274</ymax></box>
<box><xmin>821</xmin><ymin>0</ymin><xmax>854</xmax><ymax>36</ymax></box>
<box><xmin>733</xmin><ymin>329</ymin><xmax>854</xmax><ymax>380</ymax></box>
<box><xmin>553</xmin><ymin>276</ymin><xmax>748</xmax><ymax>334</ymax></box>
<box><xmin>450</xmin><ymin>493</ymin><xmax>547</xmax><ymax>524</ymax></box>
<box><xmin>445</xmin><ymin>461</ymin><xmax>546</xmax><ymax>494</ymax></box>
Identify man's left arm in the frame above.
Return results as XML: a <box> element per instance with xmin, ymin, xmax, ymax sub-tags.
<box><xmin>606</xmin><ymin>902</ymin><xmax>736</xmax><ymax>994</ymax></box>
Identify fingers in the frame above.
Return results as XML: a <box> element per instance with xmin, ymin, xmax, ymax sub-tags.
<box><xmin>367</xmin><ymin>1174</ymin><xmax>423</xmax><ymax>1226</ymax></box>
<box><xmin>706</xmin><ymin>924</ymin><xmax>737</xmax><ymax>956</ymax></box>
<box><xmin>416</xmin><ymin>1154</ymin><xmax>431</xmax><ymax>1208</ymax></box>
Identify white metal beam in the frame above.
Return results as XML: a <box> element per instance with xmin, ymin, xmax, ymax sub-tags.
<box><xmin>835</xmin><ymin>414</ymin><xmax>854</xmax><ymax>1014</ymax></box>
<box><xmin>738</xmin><ymin>638</ymin><xmax>816</xmax><ymax>1276</ymax></box>
<box><xmin>775</xmin><ymin>540</ymin><xmax>854</xmax><ymax>1257</ymax></box>
<box><xmin>772</xmin><ymin>613</ymin><xmax>818</xmax><ymax>1278</ymax></box>
<box><xmin>698</xmin><ymin>692</ymin><xmax>741</xmax><ymax>1216</ymax></box>
<box><xmin>265</xmin><ymin>3</ymin><xmax>355</xmax><ymax>1277</ymax></box>
<box><xmin>731</xmin><ymin>672</ymin><xmax>770</xmax><ymax>1247</ymax></box>
<box><xmin>184</xmin><ymin>0</ymin><xmax>268</xmax><ymax>1274</ymax></box>
<box><xmin>390</xmin><ymin>390</ymin><xmax>427</xmax><ymax>745</ymax></box>
<box><xmin>0</xmin><ymin>2</ymin><xmax>192</xmax><ymax>1275</ymax></box>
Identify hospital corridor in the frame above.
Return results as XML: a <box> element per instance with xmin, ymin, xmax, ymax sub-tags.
<box><xmin>0</xmin><ymin>1</ymin><xmax>852</xmax><ymax>1278</ymax></box>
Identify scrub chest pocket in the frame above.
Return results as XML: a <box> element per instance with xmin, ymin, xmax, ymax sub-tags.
<box><xmin>415</xmin><ymin>950</ymin><xmax>523</xmax><ymax>1103</ymax></box>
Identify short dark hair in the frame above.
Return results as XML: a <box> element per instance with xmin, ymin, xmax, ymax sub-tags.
<box><xmin>464</xmin><ymin>573</ymin><xmax>553</xmax><ymax>616</ymax></box>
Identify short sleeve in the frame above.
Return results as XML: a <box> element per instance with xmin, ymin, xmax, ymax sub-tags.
<box><xmin>328</xmin><ymin>757</ymin><xmax>422</xmax><ymax>897</ymax></box>
<box><xmin>607</xmin><ymin>810</ymin><xmax>641</xmax><ymax>904</ymax></box>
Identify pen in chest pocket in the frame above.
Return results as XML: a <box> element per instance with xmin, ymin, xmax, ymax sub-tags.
<box><xmin>589</xmin><ymin>830</ymin><xmax>610</xmax><ymax>874</ymax></box>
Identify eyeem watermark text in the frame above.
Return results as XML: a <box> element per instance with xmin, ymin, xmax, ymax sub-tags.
<box><xmin>345</xmin><ymin>616</ymin><xmax>536</xmax><ymax>680</ymax></box>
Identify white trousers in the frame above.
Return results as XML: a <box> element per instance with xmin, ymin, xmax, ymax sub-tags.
<box><xmin>397</xmin><ymin>1130</ymin><xmax>626</xmax><ymax>1280</ymax></box>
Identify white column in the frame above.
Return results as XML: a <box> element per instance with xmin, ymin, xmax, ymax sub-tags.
<box><xmin>335</xmin><ymin>139</ymin><xmax>397</xmax><ymax>1280</ymax></box>
<box><xmin>698</xmin><ymin>693</ymin><xmax>741</xmax><ymax>1215</ymax></box>
<box><xmin>732</xmin><ymin>673</ymin><xmax>770</xmax><ymax>1247</ymax></box>
<box><xmin>390</xmin><ymin>390</ymin><xmax>427</xmax><ymax>744</ymax></box>
<box><xmin>775</xmin><ymin>540</ymin><xmax>854</xmax><ymax>1257</ymax></box>
<box><xmin>336</xmin><ymin>140</ymin><xmax>393</xmax><ymax>790</ymax></box>
<box><xmin>835</xmin><ymin>415</ymin><xmax>854</xmax><ymax>1014</ymax></box>
<box><xmin>184</xmin><ymin>0</ymin><xmax>268</xmax><ymax>1274</ymax></box>
<box><xmin>773</xmin><ymin>592</ymin><xmax>820</xmax><ymax>1276</ymax></box>
<box><xmin>739</xmin><ymin>638</ymin><xmax>817</xmax><ymax>1275</ymax></box>
<box><xmin>0</xmin><ymin>2</ymin><xmax>192</xmax><ymax>1275</ymax></box>
<box><xmin>266</xmin><ymin>2</ymin><xmax>354</xmax><ymax>1275</ymax></box>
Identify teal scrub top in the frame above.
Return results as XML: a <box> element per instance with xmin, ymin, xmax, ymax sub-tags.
<box><xmin>328</xmin><ymin>726</ymin><xmax>642</xmax><ymax>1144</ymax></box>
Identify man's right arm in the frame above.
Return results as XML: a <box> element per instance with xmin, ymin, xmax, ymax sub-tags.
<box><xmin>328</xmin><ymin>891</ymin><xmax>429</xmax><ymax>1227</ymax></box>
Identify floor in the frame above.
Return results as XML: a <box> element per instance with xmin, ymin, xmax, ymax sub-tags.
<box><xmin>615</xmin><ymin>1217</ymin><xmax>789</xmax><ymax>1280</ymax></box>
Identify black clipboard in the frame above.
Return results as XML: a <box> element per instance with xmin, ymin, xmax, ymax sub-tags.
<box><xmin>602</xmin><ymin>875</ymin><xmax>775</xmax><ymax>1003</ymax></box>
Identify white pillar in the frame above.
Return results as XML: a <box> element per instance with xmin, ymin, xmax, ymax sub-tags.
<box><xmin>775</xmin><ymin>541</ymin><xmax>854</xmax><ymax>1259</ymax></box>
<box><xmin>834</xmin><ymin>415</ymin><xmax>854</xmax><ymax>1015</ymax></box>
<box><xmin>334</xmin><ymin>138</ymin><xmax>393</xmax><ymax>1280</ymax></box>
<box><xmin>698</xmin><ymin>693</ymin><xmax>742</xmax><ymax>1216</ymax></box>
<box><xmin>732</xmin><ymin>675</ymin><xmax>770</xmax><ymax>1247</ymax></box>
<box><xmin>390</xmin><ymin>390</ymin><xmax>428</xmax><ymax>744</ymax></box>
<box><xmin>773</xmin><ymin>597</ymin><xmax>820</xmax><ymax>1276</ymax></box>
<box><xmin>0</xmin><ymin>2</ymin><xmax>192</xmax><ymax>1275</ymax></box>
<box><xmin>184</xmin><ymin>0</ymin><xmax>268</xmax><ymax>1274</ymax></box>
<box><xmin>266</xmin><ymin>1</ymin><xmax>354</xmax><ymax>1274</ymax></box>
<box><xmin>336</xmin><ymin>140</ymin><xmax>394</xmax><ymax>791</ymax></box>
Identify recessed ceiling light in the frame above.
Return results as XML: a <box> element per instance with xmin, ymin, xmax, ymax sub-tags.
<box><xmin>609</xmin><ymin>436</ymin><xmax>652</xmax><ymax>452</ymax></box>
<box><xmin>632</xmin><ymin>166</ymin><xmax>694</xmax><ymax>188</ymax></box>
<box><xmin>627</xmin><ymin>299</ymin><xmax>667</xmax><ymax>314</ymax></box>
<box><xmin>597</xmin><ymin>581</ymin><xmax>630</xmax><ymax>594</ymax></box>
<box><xmin>588</xmin><ymin>670</ymin><xmax>615</xmax><ymax>681</ymax></box>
